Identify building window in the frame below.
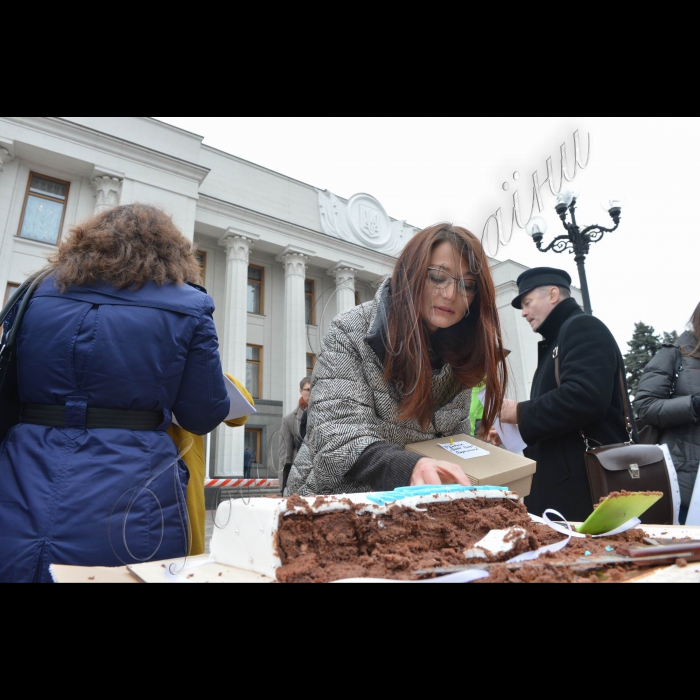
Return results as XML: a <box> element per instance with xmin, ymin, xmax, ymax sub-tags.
<box><xmin>306</xmin><ymin>354</ymin><xmax>316</xmax><ymax>377</ymax></box>
<box><xmin>355</xmin><ymin>291</ymin><xmax>361</xmax><ymax>307</ymax></box>
<box><xmin>4</xmin><ymin>283</ymin><xmax>20</xmax><ymax>306</ymax></box>
<box><xmin>195</xmin><ymin>251</ymin><xmax>207</xmax><ymax>287</ymax></box>
<box><xmin>245</xmin><ymin>429</ymin><xmax>262</xmax><ymax>468</ymax></box>
<box><xmin>305</xmin><ymin>279</ymin><xmax>315</xmax><ymax>325</ymax></box>
<box><xmin>18</xmin><ymin>173</ymin><xmax>70</xmax><ymax>245</ymax></box>
<box><xmin>248</xmin><ymin>265</ymin><xmax>264</xmax><ymax>315</ymax></box>
<box><xmin>246</xmin><ymin>345</ymin><xmax>263</xmax><ymax>400</ymax></box>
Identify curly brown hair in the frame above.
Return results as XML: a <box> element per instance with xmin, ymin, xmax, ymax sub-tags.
<box><xmin>39</xmin><ymin>203</ymin><xmax>202</xmax><ymax>292</ymax></box>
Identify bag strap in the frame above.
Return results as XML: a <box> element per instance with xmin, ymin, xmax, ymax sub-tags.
<box><xmin>554</xmin><ymin>352</ymin><xmax>635</xmax><ymax>448</ymax></box>
<box><xmin>0</xmin><ymin>271</ymin><xmax>52</xmax><ymax>355</ymax></box>
<box><xmin>0</xmin><ymin>277</ymin><xmax>34</xmax><ymax>328</ymax></box>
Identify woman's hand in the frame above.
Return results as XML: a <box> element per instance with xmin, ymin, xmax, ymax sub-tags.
<box><xmin>410</xmin><ymin>459</ymin><xmax>472</xmax><ymax>487</ymax></box>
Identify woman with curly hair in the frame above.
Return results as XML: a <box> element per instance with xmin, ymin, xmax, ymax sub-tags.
<box><xmin>286</xmin><ymin>223</ymin><xmax>509</xmax><ymax>497</ymax></box>
<box><xmin>0</xmin><ymin>203</ymin><xmax>231</xmax><ymax>583</ymax></box>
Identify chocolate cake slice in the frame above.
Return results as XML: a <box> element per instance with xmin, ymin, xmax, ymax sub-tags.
<box><xmin>212</xmin><ymin>486</ymin><xmax>538</xmax><ymax>583</ymax></box>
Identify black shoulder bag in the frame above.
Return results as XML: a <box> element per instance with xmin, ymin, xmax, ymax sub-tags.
<box><xmin>555</xmin><ymin>351</ymin><xmax>674</xmax><ymax>526</ymax></box>
<box><xmin>0</xmin><ymin>272</ymin><xmax>51</xmax><ymax>443</ymax></box>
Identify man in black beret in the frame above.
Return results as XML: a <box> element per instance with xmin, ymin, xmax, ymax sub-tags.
<box><xmin>498</xmin><ymin>267</ymin><xmax>637</xmax><ymax>522</ymax></box>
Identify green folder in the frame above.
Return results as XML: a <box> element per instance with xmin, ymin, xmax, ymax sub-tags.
<box><xmin>577</xmin><ymin>493</ymin><xmax>663</xmax><ymax>536</ymax></box>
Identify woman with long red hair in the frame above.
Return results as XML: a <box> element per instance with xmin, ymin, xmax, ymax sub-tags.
<box><xmin>285</xmin><ymin>223</ymin><xmax>509</xmax><ymax>497</ymax></box>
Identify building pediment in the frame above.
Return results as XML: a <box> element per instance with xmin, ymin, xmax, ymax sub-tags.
<box><xmin>318</xmin><ymin>190</ymin><xmax>418</xmax><ymax>257</ymax></box>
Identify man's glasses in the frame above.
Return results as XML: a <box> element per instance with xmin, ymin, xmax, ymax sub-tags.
<box><xmin>427</xmin><ymin>268</ymin><xmax>478</xmax><ymax>297</ymax></box>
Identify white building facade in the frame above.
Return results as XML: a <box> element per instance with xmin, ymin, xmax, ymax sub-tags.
<box><xmin>0</xmin><ymin>117</ymin><xmax>580</xmax><ymax>478</ymax></box>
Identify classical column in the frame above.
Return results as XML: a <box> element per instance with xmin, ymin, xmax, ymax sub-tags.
<box><xmin>277</xmin><ymin>246</ymin><xmax>315</xmax><ymax>416</ymax></box>
<box><xmin>328</xmin><ymin>262</ymin><xmax>361</xmax><ymax>316</ymax></box>
<box><xmin>216</xmin><ymin>230</ymin><xmax>259</xmax><ymax>476</ymax></box>
<box><xmin>0</xmin><ymin>148</ymin><xmax>11</xmax><ymax>172</ymax></box>
<box><xmin>91</xmin><ymin>176</ymin><xmax>123</xmax><ymax>215</ymax></box>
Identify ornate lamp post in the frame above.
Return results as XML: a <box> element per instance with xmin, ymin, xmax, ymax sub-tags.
<box><xmin>525</xmin><ymin>190</ymin><xmax>623</xmax><ymax>316</ymax></box>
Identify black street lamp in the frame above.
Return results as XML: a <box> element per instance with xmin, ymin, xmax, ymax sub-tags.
<box><xmin>525</xmin><ymin>190</ymin><xmax>623</xmax><ymax>316</ymax></box>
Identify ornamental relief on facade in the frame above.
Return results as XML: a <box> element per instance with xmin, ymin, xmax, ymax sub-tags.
<box><xmin>281</xmin><ymin>253</ymin><xmax>308</xmax><ymax>278</ymax></box>
<box><xmin>318</xmin><ymin>190</ymin><xmax>418</xmax><ymax>256</ymax></box>
<box><xmin>91</xmin><ymin>176</ymin><xmax>123</xmax><ymax>214</ymax></box>
<box><xmin>332</xmin><ymin>268</ymin><xmax>357</xmax><ymax>288</ymax></box>
<box><xmin>222</xmin><ymin>235</ymin><xmax>255</xmax><ymax>263</ymax></box>
<box><xmin>0</xmin><ymin>148</ymin><xmax>11</xmax><ymax>170</ymax></box>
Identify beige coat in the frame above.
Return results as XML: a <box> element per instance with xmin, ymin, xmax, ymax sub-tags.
<box><xmin>279</xmin><ymin>405</ymin><xmax>305</xmax><ymax>470</ymax></box>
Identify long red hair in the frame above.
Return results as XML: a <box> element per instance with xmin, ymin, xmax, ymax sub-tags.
<box><xmin>384</xmin><ymin>224</ymin><xmax>508</xmax><ymax>435</ymax></box>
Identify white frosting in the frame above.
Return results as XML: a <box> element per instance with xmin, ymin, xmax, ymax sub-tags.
<box><xmin>211</xmin><ymin>489</ymin><xmax>520</xmax><ymax>580</ymax></box>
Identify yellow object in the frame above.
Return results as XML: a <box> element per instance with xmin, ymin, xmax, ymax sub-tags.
<box><xmin>166</xmin><ymin>374</ymin><xmax>254</xmax><ymax>555</ymax></box>
<box><xmin>450</xmin><ymin>438</ymin><xmax>455</xmax><ymax>446</ymax></box>
<box><xmin>577</xmin><ymin>492</ymin><xmax>663</xmax><ymax>536</ymax></box>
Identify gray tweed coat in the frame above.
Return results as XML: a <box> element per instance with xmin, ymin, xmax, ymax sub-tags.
<box><xmin>286</xmin><ymin>282</ymin><xmax>473</xmax><ymax>496</ymax></box>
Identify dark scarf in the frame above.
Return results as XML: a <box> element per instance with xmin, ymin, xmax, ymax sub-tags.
<box><xmin>536</xmin><ymin>298</ymin><xmax>583</xmax><ymax>341</ymax></box>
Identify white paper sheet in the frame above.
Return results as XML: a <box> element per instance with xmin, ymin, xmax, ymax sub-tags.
<box><xmin>478</xmin><ymin>388</ymin><xmax>527</xmax><ymax>454</ymax></box>
<box><xmin>493</xmin><ymin>418</ymin><xmax>528</xmax><ymax>454</ymax></box>
<box><xmin>659</xmin><ymin>444</ymin><xmax>682</xmax><ymax>526</ymax></box>
<box><xmin>172</xmin><ymin>375</ymin><xmax>257</xmax><ymax>428</ymax></box>
<box><xmin>332</xmin><ymin>570</ymin><xmax>490</xmax><ymax>584</ymax></box>
<box><xmin>439</xmin><ymin>441</ymin><xmax>491</xmax><ymax>460</ymax></box>
<box><xmin>687</xmin><ymin>461</ymin><xmax>700</xmax><ymax>526</ymax></box>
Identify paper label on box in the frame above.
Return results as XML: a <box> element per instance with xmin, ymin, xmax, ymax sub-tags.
<box><xmin>439</xmin><ymin>441</ymin><xmax>491</xmax><ymax>460</ymax></box>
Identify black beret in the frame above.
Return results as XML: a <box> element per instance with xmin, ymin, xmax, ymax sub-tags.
<box><xmin>511</xmin><ymin>267</ymin><xmax>572</xmax><ymax>310</ymax></box>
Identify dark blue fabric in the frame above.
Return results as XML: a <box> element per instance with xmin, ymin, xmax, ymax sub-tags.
<box><xmin>0</xmin><ymin>277</ymin><xmax>230</xmax><ymax>583</ymax></box>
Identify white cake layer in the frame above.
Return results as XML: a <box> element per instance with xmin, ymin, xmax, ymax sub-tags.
<box><xmin>211</xmin><ymin>489</ymin><xmax>520</xmax><ymax>580</ymax></box>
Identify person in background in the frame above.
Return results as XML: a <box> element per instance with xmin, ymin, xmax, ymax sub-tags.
<box><xmin>167</xmin><ymin>374</ymin><xmax>254</xmax><ymax>557</ymax></box>
<box><xmin>498</xmin><ymin>267</ymin><xmax>637</xmax><ymax>522</ymax></box>
<box><xmin>244</xmin><ymin>447</ymin><xmax>255</xmax><ymax>480</ymax></box>
<box><xmin>469</xmin><ymin>383</ymin><xmax>486</xmax><ymax>438</ymax></box>
<box><xmin>279</xmin><ymin>377</ymin><xmax>312</xmax><ymax>493</ymax></box>
<box><xmin>0</xmin><ymin>203</ymin><xmax>230</xmax><ymax>583</ymax></box>
<box><xmin>286</xmin><ymin>223</ymin><xmax>509</xmax><ymax>497</ymax></box>
<box><xmin>634</xmin><ymin>302</ymin><xmax>700</xmax><ymax>525</ymax></box>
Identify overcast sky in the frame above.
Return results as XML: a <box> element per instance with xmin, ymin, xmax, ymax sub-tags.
<box><xmin>155</xmin><ymin>117</ymin><xmax>700</xmax><ymax>353</ymax></box>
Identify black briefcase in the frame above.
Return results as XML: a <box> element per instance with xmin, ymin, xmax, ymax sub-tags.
<box><xmin>0</xmin><ymin>272</ymin><xmax>50</xmax><ymax>443</ymax></box>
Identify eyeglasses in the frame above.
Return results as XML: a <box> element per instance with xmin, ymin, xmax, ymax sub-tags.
<box><xmin>427</xmin><ymin>268</ymin><xmax>478</xmax><ymax>297</ymax></box>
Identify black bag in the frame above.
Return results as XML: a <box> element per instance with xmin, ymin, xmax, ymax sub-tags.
<box><xmin>0</xmin><ymin>272</ymin><xmax>50</xmax><ymax>443</ymax></box>
<box><xmin>584</xmin><ymin>442</ymin><xmax>673</xmax><ymax>526</ymax></box>
<box><xmin>555</xmin><ymin>354</ymin><xmax>674</xmax><ymax>525</ymax></box>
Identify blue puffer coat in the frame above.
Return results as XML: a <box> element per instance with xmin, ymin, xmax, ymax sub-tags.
<box><xmin>0</xmin><ymin>277</ymin><xmax>230</xmax><ymax>583</ymax></box>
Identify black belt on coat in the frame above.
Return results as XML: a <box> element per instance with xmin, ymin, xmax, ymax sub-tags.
<box><xmin>21</xmin><ymin>404</ymin><xmax>163</xmax><ymax>431</ymax></box>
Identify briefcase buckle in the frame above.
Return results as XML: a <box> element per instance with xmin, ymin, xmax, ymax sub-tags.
<box><xmin>629</xmin><ymin>464</ymin><xmax>641</xmax><ymax>480</ymax></box>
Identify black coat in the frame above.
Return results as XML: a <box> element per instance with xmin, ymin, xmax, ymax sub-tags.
<box><xmin>634</xmin><ymin>331</ymin><xmax>700</xmax><ymax>508</ymax></box>
<box><xmin>518</xmin><ymin>299</ymin><xmax>636</xmax><ymax>522</ymax></box>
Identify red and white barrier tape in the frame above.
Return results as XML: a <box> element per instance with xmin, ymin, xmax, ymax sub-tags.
<box><xmin>205</xmin><ymin>479</ymin><xmax>279</xmax><ymax>489</ymax></box>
